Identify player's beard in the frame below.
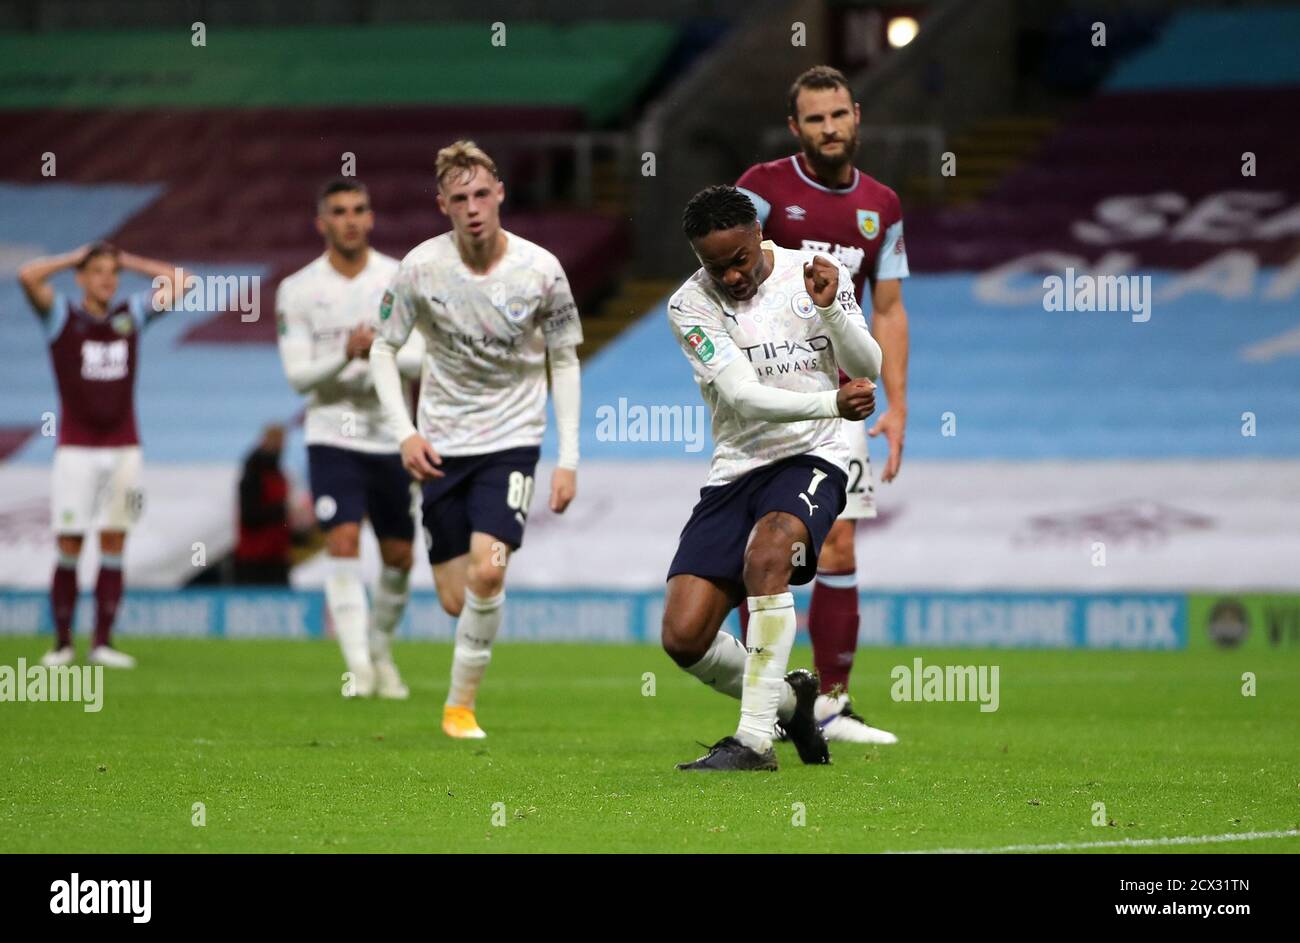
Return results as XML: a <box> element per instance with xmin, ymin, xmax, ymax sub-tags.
<box><xmin>802</xmin><ymin>131</ymin><xmax>859</xmax><ymax>186</ymax></box>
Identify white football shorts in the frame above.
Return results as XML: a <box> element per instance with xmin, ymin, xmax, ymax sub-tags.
<box><xmin>51</xmin><ymin>445</ymin><xmax>144</xmax><ymax>534</ymax></box>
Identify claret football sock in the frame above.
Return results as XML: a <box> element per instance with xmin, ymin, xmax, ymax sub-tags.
<box><xmin>446</xmin><ymin>588</ymin><xmax>504</xmax><ymax>709</ymax></box>
<box><xmin>51</xmin><ymin>551</ymin><xmax>79</xmax><ymax>650</ymax></box>
<box><xmin>735</xmin><ymin>592</ymin><xmax>797</xmax><ymax>752</ymax></box>
<box><xmin>92</xmin><ymin>553</ymin><xmax>124</xmax><ymax>649</ymax></box>
<box><xmin>325</xmin><ymin>556</ymin><xmax>371</xmax><ymax>673</ymax></box>
<box><xmin>809</xmin><ymin>569</ymin><xmax>860</xmax><ymax>694</ymax></box>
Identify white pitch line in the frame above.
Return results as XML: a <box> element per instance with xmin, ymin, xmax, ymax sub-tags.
<box><xmin>889</xmin><ymin>829</ymin><xmax>1300</xmax><ymax>855</ymax></box>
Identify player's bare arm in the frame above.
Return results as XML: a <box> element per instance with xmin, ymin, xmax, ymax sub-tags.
<box><xmin>17</xmin><ymin>245</ymin><xmax>90</xmax><ymax>314</ymax></box>
<box><xmin>867</xmin><ymin>277</ymin><xmax>909</xmax><ymax>482</ymax></box>
<box><xmin>118</xmin><ymin>251</ymin><xmax>185</xmax><ymax>313</ymax></box>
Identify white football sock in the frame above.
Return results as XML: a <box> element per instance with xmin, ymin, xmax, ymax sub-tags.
<box><xmin>684</xmin><ymin>629</ymin><xmax>747</xmax><ymax>697</ymax></box>
<box><xmin>736</xmin><ymin>592</ymin><xmax>797</xmax><ymax>752</ymax></box>
<box><xmin>446</xmin><ymin>588</ymin><xmax>504</xmax><ymax>709</ymax></box>
<box><xmin>369</xmin><ymin>565</ymin><xmax>410</xmax><ymax>663</ymax></box>
<box><xmin>683</xmin><ymin>627</ymin><xmax>798</xmax><ymax>720</ymax></box>
<box><xmin>325</xmin><ymin>556</ymin><xmax>370</xmax><ymax>672</ymax></box>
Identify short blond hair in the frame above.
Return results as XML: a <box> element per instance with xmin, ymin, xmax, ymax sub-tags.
<box><xmin>435</xmin><ymin>140</ymin><xmax>500</xmax><ymax>189</ymax></box>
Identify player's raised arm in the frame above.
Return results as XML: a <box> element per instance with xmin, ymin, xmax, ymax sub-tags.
<box><xmin>369</xmin><ymin>274</ymin><xmax>442</xmax><ymax>480</ymax></box>
<box><xmin>275</xmin><ymin>280</ymin><xmax>356</xmax><ymax>394</ymax></box>
<box><xmin>669</xmin><ymin>290</ymin><xmax>873</xmax><ymax>423</ymax></box>
<box><xmin>805</xmin><ymin>254</ymin><xmax>882</xmax><ymax>380</ymax></box>
<box><xmin>17</xmin><ymin>245</ymin><xmax>88</xmax><ymax>316</ymax></box>
<box><xmin>118</xmin><ymin>250</ymin><xmax>184</xmax><ymax>317</ymax></box>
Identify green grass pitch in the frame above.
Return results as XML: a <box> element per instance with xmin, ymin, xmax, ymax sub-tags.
<box><xmin>2</xmin><ymin>636</ymin><xmax>1297</xmax><ymax>853</ymax></box>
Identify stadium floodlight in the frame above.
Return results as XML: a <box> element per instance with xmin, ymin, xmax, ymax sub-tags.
<box><xmin>887</xmin><ymin>16</ymin><xmax>920</xmax><ymax>48</ymax></box>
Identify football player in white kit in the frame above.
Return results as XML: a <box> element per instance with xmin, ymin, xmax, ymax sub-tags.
<box><xmin>277</xmin><ymin>179</ymin><xmax>425</xmax><ymax>698</ymax></box>
<box><xmin>662</xmin><ymin>185</ymin><xmax>882</xmax><ymax>771</ymax></box>
<box><xmin>370</xmin><ymin>141</ymin><xmax>583</xmax><ymax>739</ymax></box>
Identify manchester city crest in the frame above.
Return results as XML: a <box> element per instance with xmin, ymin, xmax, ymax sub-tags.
<box><xmin>857</xmin><ymin>209</ymin><xmax>880</xmax><ymax>240</ymax></box>
<box><xmin>790</xmin><ymin>291</ymin><xmax>816</xmax><ymax>319</ymax></box>
<box><xmin>504</xmin><ymin>296</ymin><xmax>530</xmax><ymax>322</ymax></box>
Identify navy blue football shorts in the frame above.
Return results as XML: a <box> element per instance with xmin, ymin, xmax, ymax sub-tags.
<box><xmin>308</xmin><ymin>444</ymin><xmax>416</xmax><ymax>541</ymax></box>
<box><xmin>420</xmin><ymin>445</ymin><xmax>541</xmax><ymax>565</ymax></box>
<box><xmin>667</xmin><ymin>453</ymin><xmax>847</xmax><ymax>589</ymax></box>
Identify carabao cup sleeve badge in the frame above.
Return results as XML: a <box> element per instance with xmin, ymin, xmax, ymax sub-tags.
<box><xmin>684</xmin><ymin>326</ymin><xmax>715</xmax><ymax>363</ymax></box>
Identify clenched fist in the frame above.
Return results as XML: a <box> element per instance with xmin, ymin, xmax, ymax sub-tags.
<box><xmin>803</xmin><ymin>254</ymin><xmax>839</xmax><ymax>308</ymax></box>
<box><xmin>836</xmin><ymin>378</ymin><xmax>876</xmax><ymax>421</ymax></box>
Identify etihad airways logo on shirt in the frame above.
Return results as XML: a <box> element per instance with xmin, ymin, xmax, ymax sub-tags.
<box><xmin>441</xmin><ymin>330</ymin><xmax>519</xmax><ymax>352</ymax></box>
<box><xmin>740</xmin><ymin>335</ymin><xmax>830</xmax><ymax>377</ymax></box>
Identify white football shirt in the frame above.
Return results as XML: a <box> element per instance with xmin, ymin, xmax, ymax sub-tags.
<box><xmin>378</xmin><ymin>230</ymin><xmax>583</xmax><ymax>456</ymax></box>
<box><xmin>667</xmin><ymin>241</ymin><xmax>865</xmax><ymax>486</ymax></box>
<box><xmin>276</xmin><ymin>251</ymin><xmax>423</xmax><ymax>453</ymax></box>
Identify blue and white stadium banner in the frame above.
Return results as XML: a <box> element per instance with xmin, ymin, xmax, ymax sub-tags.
<box><xmin>0</xmin><ymin>588</ymin><xmax>1187</xmax><ymax>650</ymax></box>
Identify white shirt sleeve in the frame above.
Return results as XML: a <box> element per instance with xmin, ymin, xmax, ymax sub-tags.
<box><xmin>813</xmin><ymin>255</ymin><xmax>882</xmax><ymax>380</ymax></box>
<box><xmin>369</xmin><ymin>271</ymin><xmax>421</xmax><ymax>442</ymax></box>
<box><xmin>539</xmin><ymin>257</ymin><xmax>584</xmax><ymax>350</ymax></box>
<box><xmin>668</xmin><ymin>285</ymin><xmax>840</xmax><ymax>422</ymax></box>
<box><xmin>666</xmin><ymin>287</ymin><xmax>742</xmax><ymax>384</ymax></box>
<box><xmin>548</xmin><ymin>345</ymin><xmax>581</xmax><ymax>470</ymax></box>
<box><xmin>713</xmin><ymin>358</ymin><xmax>841</xmax><ymax>422</ymax></box>
<box><xmin>276</xmin><ymin>280</ymin><xmax>348</xmax><ymax>394</ymax></box>
<box><xmin>395</xmin><ymin>329</ymin><xmax>425</xmax><ymax>380</ymax></box>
